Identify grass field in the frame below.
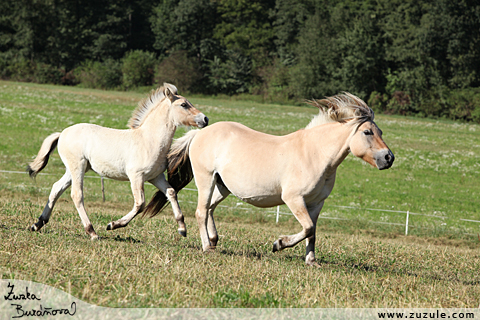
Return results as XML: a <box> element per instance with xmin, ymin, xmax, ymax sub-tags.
<box><xmin>0</xmin><ymin>81</ymin><xmax>479</xmax><ymax>308</ymax></box>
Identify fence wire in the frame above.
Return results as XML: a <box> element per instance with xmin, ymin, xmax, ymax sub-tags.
<box><xmin>2</xmin><ymin>170</ymin><xmax>479</xmax><ymax>236</ymax></box>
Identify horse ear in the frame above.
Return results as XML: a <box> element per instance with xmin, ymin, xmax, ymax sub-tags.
<box><xmin>164</xmin><ymin>87</ymin><xmax>175</xmax><ymax>102</ymax></box>
<box><xmin>163</xmin><ymin>83</ymin><xmax>178</xmax><ymax>102</ymax></box>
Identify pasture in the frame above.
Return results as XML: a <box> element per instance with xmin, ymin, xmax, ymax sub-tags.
<box><xmin>0</xmin><ymin>80</ymin><xmax>479</xmax><ymax>308</ymax></box>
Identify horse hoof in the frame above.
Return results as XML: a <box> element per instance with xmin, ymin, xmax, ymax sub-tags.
<box><xmin>272</xmin><ymin>239</ymin><xmax>282</xmax><ymax>253</ymax></box>
<box><xmin>106</xmin><ymin>222</ymin><xmax>113</xmax><ymax>231</ymax></box>
<box><xmin>30</xmin><ymin>225</ymin><xmax>37</xmax><ymax>232</ymax></box>
<box><xmin>306</xmin><ymin>260</ymin><xmax>321</xmax><ymax>268</ymax></box>
<box><xmin>203</xmin><ymin>246</ymin><xmax>216</xmax><ymax>252</ymax></box>
<box><xmin>178</xmin><ymin>229</ymin><xmax>187</xmax><ymax>237</ymax></box>
<box><xmin>91</xmin><ymin>235</ymin><xmax>99</xmax><ymax>241</ymax></box>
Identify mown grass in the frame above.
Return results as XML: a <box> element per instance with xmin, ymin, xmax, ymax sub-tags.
<box><xmin>0</xmin><ymin>80</ymin><xmax>479</xmax><ymax>308</ymax></box>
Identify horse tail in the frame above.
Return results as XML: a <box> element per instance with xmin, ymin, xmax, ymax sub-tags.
<box><xmin>27</xmin><ymin>132</ymin><xmax>61</xmax><ymax>179</ymax></box>
<box><xmin>143</xmin><ymin>130</ymin><xmax>199</xmax><ymax>218</ymax></box>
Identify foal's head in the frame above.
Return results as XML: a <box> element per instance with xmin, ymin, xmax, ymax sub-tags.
<box><xmin>128</xmin><ymin>83</ymin><xmax>208</xmax><ymax>130</ymax></box>
<box><xmin>163</xmin><ymin>83</ymin><xmax>209</xmax><ymax>128</ymax></box>
<box><xmin>307</xmin><ymin>93</ymin><xmax>394</xmax><ymax>170</ymax></box>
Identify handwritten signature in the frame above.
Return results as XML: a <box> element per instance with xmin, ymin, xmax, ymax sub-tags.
<box><xmin>4</xmin><ymin>282</ymin><xmax>76</xmax><ymax>318</ymax></box>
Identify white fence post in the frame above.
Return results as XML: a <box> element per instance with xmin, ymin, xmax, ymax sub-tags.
<box><xmin>405</xmin><ymin>211</ymin><xmax>410</xmax><ymax>235</ymax></box>
<box><xmin>276</xmin><ymin>206</ymin><xmax>280</xmax><ymax>223</ymax></box>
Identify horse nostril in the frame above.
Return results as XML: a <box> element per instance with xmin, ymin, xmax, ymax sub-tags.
<box><xmin>385</xmin><ymin>154</ymin><xmax>391</xmax><ymax>162</ymax></box>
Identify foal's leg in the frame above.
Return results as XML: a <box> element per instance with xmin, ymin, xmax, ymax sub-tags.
<box><xmin>69</xmin><ymin>160</ymin><xmax>98</xmax><ymax>240</ymax></box>
<box><xmin>305</xmin><ymin>201</ymin><xmax>324</xmax><ymax>266</ymax></box>
<box><xmin>272</xmin><ymin>195</ymin><xmax>314</xmax><ymax>253</ymax></box>
<box><xmin>30</xmin><ymin>171</ymin><xmax>72</xmax><ymax>232</ymax></box>
<box><xmin>206</xmin><ymin>183</ymin><xmax>230</xmax><ymax>247</ymax></box>
<box><xmin>148</xmin><ymin>174</ymin><xmax>186</xmax><ymax>237</ymax></box>
<box><xmin>106</xmin><ymin>176</ymin><xmax>145</xmax><ymax>231</ymax></box>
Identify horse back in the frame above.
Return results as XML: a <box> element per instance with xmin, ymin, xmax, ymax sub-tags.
<box><xmin>190</xmin><ymin>121</ymin><xmax>332</xmax><ymax>206</ymax></box>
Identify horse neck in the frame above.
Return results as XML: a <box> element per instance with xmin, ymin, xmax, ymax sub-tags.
<box><xmin>306</xmin><ymin>122</ymin><xmax>356</xmax><ymax>170</ymax></box>
<box><xmin>136</xmin><ymin>101</ymin><xmax>176</xmax><ymax>142</ymax></box>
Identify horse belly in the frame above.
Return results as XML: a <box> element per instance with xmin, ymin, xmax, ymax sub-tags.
<box><xmin>237</xmin><ymin>194</ymin><xmax>284</xmax><ymax>208</ymax></box>
<box><xmin>223</xmin><ymin>177</ymin><xmax>284</xmax><ymax>208</ymax></box>
<box><xmin>89</xmin><ymin>159</ymin><xmax>129</xmax><ymax>181</ymax></box>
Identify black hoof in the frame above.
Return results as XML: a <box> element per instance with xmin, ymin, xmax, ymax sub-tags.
<box><xmin>106</xmin><ymin>223</ymin><xmax>113</xmax><ymax>231</ymax></box>
<box><xmin>178</xmin><ymin>229</ymin><xmax>187</xmax><ymax>237</ymax></box>
<box><xmin>272</xmin><ymin>240</ymin><xmax>281</xmax><ymax>253</ymax></box>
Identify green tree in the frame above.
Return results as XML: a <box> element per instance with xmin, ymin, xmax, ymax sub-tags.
<box><xmin>273</xmin><ymin>0</ymin><xmax>314</xmax><ymax>64</ymax></box>
<box><xmin>151</xmin><ymin>0</ymin><xmax>218</xmax><ymax>60</ymax></box>
<box><xmin>213</xmin><ymin>0</ymin><xmax>276</xmax><ymax>67</ymax></box>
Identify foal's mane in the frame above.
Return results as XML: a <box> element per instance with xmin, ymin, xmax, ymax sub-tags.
<box><xmin>305</xmin><ymin>92</ymin><xmax>374</xmax><ymax>129</ymax></box>
<box><xmin>128</xmin><ymin>83</ymin><xmax>178</xmax><ymax>129</ymax></box>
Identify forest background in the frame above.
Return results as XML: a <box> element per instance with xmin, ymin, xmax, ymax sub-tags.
<box><xmin>1</xmin><ymin>0</ymin><xmax>480</xmax><ymax>121</ymax></box>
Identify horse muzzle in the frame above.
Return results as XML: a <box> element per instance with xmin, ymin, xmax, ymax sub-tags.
<box><xmin>375</xmin><ymin>149</ymin><xmax>395</xmax><ymax>170</ymax></box>
<box><xmin>195</xmin><ymin>113</ymin><xmax>209</xmax><ymax>128</ymax></box>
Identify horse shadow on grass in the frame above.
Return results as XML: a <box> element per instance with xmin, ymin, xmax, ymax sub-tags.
<box><xmin>313</xmin><ymin>255</ymin><xmax>480</xmax><ymax>287</ymax></box>
<box><xmin>208</xmin><ymin>247</ymin><xmax>480</xmax><ymax>287</ymax></box>
<box><xmin>112</xmin><ymin>235</ymin><xmax>141</xmax><ymax>243</ymax></box>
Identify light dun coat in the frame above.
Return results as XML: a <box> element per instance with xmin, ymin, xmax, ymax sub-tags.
<box><xmin>163</xmin><ymin>93</ymin><xmax>394</xmax><ymax>266</ymax></box>
<box><xmin>28</xmin><ymin>83</ymin><xmax>208</xmax><ymax>239</ymax></box>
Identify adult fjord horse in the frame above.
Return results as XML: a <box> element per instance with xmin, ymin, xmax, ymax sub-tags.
<box><xmin>160</xmin><ymin>93</ymin><xmax>394</xmax><ymax>266</ymax></box>
<box><xmin>27</xmin><ymin>83</ymin><xmax>208</xmax><ymax>239</ymax></box>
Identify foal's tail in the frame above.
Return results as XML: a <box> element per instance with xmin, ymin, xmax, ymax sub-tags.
<box><xmin>27</xmin><ymin>132</ymin><xmax>61</xmax><ymax>179</ymax></box>
<box><xmin>143</xmin><ymin>130</ymin><xmax>198</xmax><ymax>218</ymax></box>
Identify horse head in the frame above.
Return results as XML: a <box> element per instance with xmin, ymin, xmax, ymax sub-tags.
<box><xmin>164</xmin><ymin>83</ymin><xmax>209</xmax><ymax>128</ymax></box>
<box><xmin>349</xmin><ymin>120</ymin><xmax>394</xmax><ymax>170</ymax></box>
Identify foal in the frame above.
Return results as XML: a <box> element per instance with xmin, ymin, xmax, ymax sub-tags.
<box><xmin>28</xmin><ymin>83</ymin><xmax>208</xmax><ymax>239</ymax></box>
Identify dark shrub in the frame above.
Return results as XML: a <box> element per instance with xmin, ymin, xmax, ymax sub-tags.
<box><xmin>34</xmin><ymin>63</ymin><xmax>63</xmax><ymax>84</ymax></box>
<box><xmin>75</xmin><ymin>59</ymin><xmax>122</xmax><ymax>89</ymax></box>
<box><xmin>7</xmin><ymin>57</ymin><xmax>35</xmax><ymax>82</ymax></box>
<box><xmin>368</xmin><ymin>91</ymin><xmax>389</xmax><ymax>113</ymax></box>
<box><xmin>154</xmin><ymin>51</ymin><xmax>202</xmax><ymax>92</ymax></box>
<box><xmin>122</xmin><ymin>50</ymin><xmax>156</xmax><ymax>89</ymax></box>
<box><xmin>206</xmin><ymin>50</ymin><xmax>252</xmax><ymax>94</ymax></box>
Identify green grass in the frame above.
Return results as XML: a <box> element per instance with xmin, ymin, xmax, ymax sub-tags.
<box><xmin>0</xmin><ymin>80</ymin><xmax>479</xmax><ymax>308</ymax></box>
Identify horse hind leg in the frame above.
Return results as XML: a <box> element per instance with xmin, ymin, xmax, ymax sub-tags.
<box><xmin>145</xmin><ymin>174</ymin><xmax>186</xmax><ymax>237</ymax></box>
<box><xmin>106</xmin><ymin>177</ymin><xmax>145</xmax><ymax>231</ymax></box>
<box><xmin>30</xmin><ymin>171</ymin><xmax>72</xmax><ymax>232</ymax></box>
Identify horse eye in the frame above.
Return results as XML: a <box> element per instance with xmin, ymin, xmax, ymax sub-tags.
<box><xmin>181</xmin><ymin>103</ymin><xmax>187</xmax><ymax>108</ymax></box>
<box><xmin>363</xmin><ymin>129</ymin><xmax>373</xmax><ymax>135</ymax></box>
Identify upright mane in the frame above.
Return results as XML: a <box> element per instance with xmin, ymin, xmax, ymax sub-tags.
<box><xmin>305</xmin><ymin>92</ymin><xmax>374</xmax><ymax>129</ymax></box>
<box><xmin>128</xmin><ymin>83</ymin><xmax>178</xmax><ymax>129</ymax></box>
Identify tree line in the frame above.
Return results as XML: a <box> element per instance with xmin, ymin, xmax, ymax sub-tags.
<box><xmin>1</xmin><ymin>0</ymin><xmax>480</xmax><ymax>121</ymax></box>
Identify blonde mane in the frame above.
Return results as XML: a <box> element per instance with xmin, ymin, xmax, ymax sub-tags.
<box><xmin>305</xmin><ymin>92</ymin><xmax>374</xmax><ymax>129</ymax></box>
<box><xmin>128</xmin><ymin>83</ymin><xmax>178</xmax><ymax>129</ymax></box>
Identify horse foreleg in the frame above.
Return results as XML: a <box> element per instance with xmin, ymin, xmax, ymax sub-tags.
<box><xmin>193</xmin><ymin>172</ymin><xmax>217</xmax><ymax>252</ymax></box>
<box><xmin>106</xmin><ymin>178</ymin><xmax>145</xmax><ymax>231</ymax></box>
<box><xmin>273</xmin><ymin>196</ymin><xmax>314</xmax><ymax>254</ymax></box>
<box><xmin>304</xmin><ymin>202</ymin><xmax>323</xmax><ymax>267</ymax></box>
<box><xmin>30</xmin><ymin>171</ymin><xmax>72</xmax><ymax>232</ymax></box>
<box><xmin>206</xmin><ymin>182</ymin><xmax>231</xmax><ymax>247</ymax></box>
<box><xmin>70</xmin><ymin>165</ymin><xmax>98</xmax><ymax>240</ymax></box>
<box><xmin>149</xmin><ymin>174</ymin><xmax>186</xmax><ymax>237</ymax></box>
